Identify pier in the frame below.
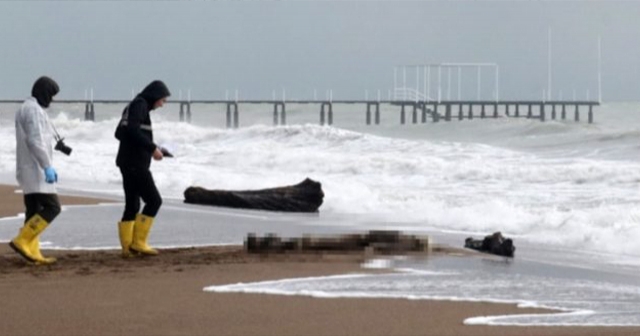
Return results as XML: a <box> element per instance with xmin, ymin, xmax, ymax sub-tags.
<box><xmin>0</xmin><ymin>99</ymin><xmax>599</xmax><ymax>127</ymax></box>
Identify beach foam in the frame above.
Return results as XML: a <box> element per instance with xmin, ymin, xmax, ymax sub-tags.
<box><xmin>204</xmin><ymin>255</ymin><xmax>640</xmax><ymax>326</ymax></box>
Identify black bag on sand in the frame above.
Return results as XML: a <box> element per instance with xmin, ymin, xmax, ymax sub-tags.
<box><xmin>464</xmin><ymin>231</ymin><xmax>515</xmax><ymax>257</ymax></box>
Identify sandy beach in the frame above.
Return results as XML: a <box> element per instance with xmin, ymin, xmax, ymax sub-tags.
<box><xmin>1</xmin><ymin>184</ymin><xmax>639</xmax><ymax>336</ymax></box>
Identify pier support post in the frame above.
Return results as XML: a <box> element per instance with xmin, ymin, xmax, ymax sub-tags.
<box><xmin>445</xmin><ymin>104</ymin><xmax>452</xmax><ymax>121</ymax></box>
<box><xmin>481</xmin><ymin>104</ymin><xmax>486</xmax><ymax>118</ymax></box>
<box><xmin>84</xmin><ymin>102</ymin><xmax>95</xmax><ymax>121</ymax></box>
<box><xmin>588</xmin><ymin>105</ymin><xmax>593</xmax><ymax>124</ymax></box>
<box><xmin>433</xmin><ymin>103</ymin><xmax>439</xmax><ymax>122</ymax></box>
<box><xmin>179</xmin><ymin>102</ymin><xmax>191</xmax><ymax>123</ymax></box>
<box><xmin>433</xmin><ymin>104</ymin><xmax>440</xmax><ymax>122</ymax></box>
<box><xmin>540</xmin><ymin>104</ymin><xmax>546</xmax><ymax>122</ymax></box>
<box><xmin>273</xmin><ymin>103</ymin><xmax>279</xmax><ymax>126</ymax></box>
<box><xmin>280</xmin><ymin>103</ymin><xmax>286</xmax><ymax>125</ymax></box>
<box><xmin>273</xmin><ymin>102</ymin><xmax>286</xmax><ymax>126</ymax></box>
<box><xmin>468</xmin><ymin>104</ymin><xmax>473</xmax><ymax>120</ymax></box>
<box><xmin>515</xmin><ymin>105</ymin><xmax>520</xmax><ymax>118</ymax></box>
<box><xmin>574</xmin><ymin>105</ymin><xmax>580</xmax><ymax>122</ymax></box>
<box><xmin>493</xmin><ymin>103</ymin><xmax>498</xmax><ymax>118</ymax></box>
<box><xmin>320</xmin><ymin>102</ymin><xmax>333</xmax><ymax>126</ymax></box>
<box><xmin>505</xmin><ymin>104</ymin><xmax>510</xmax><ymax>117</ymax></box>
<box><xmin>400</xmin><ymin>105</ymin><xmax>406</xmax><ymax>125</ymax></box>
<box><xmin>421</xmin><ymin>103</ymin><xmax>427</xmax><ymax>123</ymax></box>
<box><xmin>551</xmin><ymin>105</ymin><xmax>557</xmax><ymax>120</ymax></box>
<box><xmin>366</xmin><ymin>103</ymin><xmax>380</xmax><ymax>125</ymax></box>
<box><xmin>328</xmin><ymin>103</ymin><xmax>333</xmax><ymax>125</ymax></box>
<box><xmin>458</xmin><ymin>103</ymin><xmax>463</xmax><ymax>120</ymax></box>
<box><xmin>412</xmin><ymin>104</ymin><xmax>418</xmax><ymax>124</ymax></box>
<box><xmin>226</xmin><ymin>102</ymin><xmax>238</xmax><ymax>129</ymax></box>
<box><xmin>527</xmin><ymin>104</ymin><xmax>533</xmax><ymax>119</ymax></box>
<box><xmin>233</xmin><ymin>103</ymin><xmax>239</xmax><ymax>128</ymax></box>
<box><xmin>562</xmin><ymin>105</ymin><xmax>566</xmax><ymax>120</ymax></box>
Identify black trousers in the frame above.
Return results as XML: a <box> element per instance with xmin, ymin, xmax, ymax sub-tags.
<box><xmin>120</xmin><ymin>167</ymin><xmax>162</xmax><ymax>221</ymax></box>
<box><xmin>24</xmin><ymin>193</ymin><xmax>61</xmax><ymax>224</ymax></box>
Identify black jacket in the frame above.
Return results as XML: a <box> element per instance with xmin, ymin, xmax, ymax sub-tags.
<box><xmin>115</xmin><ymin>80</ymin><xmax>170</xmax><ymax>170</ymax></box>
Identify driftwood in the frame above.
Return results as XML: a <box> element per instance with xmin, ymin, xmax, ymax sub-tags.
<box><xmin>464</xmin><ymin>231</ymin><xmax>515</xmax><ymax>257</ymax></box>
<box><xmin>183</xmin><ymin>178</ymin><xmax>324</xmax><ymax>212</ymax></box>
<box><xmin>245</xmin><ymin>231</ymin><xmax>430</xmax><ymax>254</ymax></box>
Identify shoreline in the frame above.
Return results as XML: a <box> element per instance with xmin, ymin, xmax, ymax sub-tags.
<box><xmin>2</xmin><ymin>183</ymin><xmax>640</xmax><ymax>335</ymax></box>
<box><xmin>0</xmin><ymin>184</ymin><xmax>115</xmax><ymax>219</ymax></box>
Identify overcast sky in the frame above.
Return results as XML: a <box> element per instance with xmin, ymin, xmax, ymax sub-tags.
<box><xmin>0</xmin><ymin>0</ymin><xmax>639</xmax><ymax>102</ymax></box>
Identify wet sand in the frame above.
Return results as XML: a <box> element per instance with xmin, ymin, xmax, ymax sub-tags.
<box><xmin>1</xmin><ymin>184</ymin><xmax>639</xmax><ymax>336</ymax></box>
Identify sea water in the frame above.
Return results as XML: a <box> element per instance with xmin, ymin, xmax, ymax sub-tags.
<box><xmin>0</xmin><ymin>101</ymin><xmax>639</xmax><ymax>326</ymax></box>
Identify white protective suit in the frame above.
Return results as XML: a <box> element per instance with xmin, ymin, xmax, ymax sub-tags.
<box><xmin>15</xmin><ymin>97</ymin><xmax>55</xmax><ymax>194</ymax></box>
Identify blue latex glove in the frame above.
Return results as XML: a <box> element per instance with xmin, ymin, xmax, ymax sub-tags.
<box><xmin>44</xmin><ymin>167</ymin><xmax>58</xmax><ymax>183</ymax></box>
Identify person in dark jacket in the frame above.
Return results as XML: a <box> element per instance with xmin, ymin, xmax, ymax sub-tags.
<box><xmin>115</xmin><ymin>80</ymin><xmax>170</xmax><ymax>257</ymax></box>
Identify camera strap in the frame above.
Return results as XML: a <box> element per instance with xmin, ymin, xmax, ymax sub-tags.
<box><xmin>50</xmin><ymin>123</ymin><xmax>63</xmax><ymax>142</ymax></box>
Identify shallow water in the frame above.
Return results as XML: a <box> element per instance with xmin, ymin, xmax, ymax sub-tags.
<box><xmin>205</xmin><ymin>254</ymin><xmax>640</xmax><ymax>326</ymax></box>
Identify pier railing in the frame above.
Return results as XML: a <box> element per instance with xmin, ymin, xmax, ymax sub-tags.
<box><xmin>0</xmin><ymin>99</ymin><xmax>599</xmax><ymax>128</ymax></box>
<box><xmin>393</xmin><ymin>87</ymin><xmax>431</xmax><ymax>102</ymax></box>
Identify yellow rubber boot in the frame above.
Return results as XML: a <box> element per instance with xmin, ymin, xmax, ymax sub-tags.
<box><xmin>9</xmin><ymin>214</ymin><xmax>51</xmax><ymax>264</ymax></box>
<box><xmin>29</xmin><ymin>237</ymin><xmax>57</xmax><ymax>265</ymax></box>
<box><xmin>130</xmin><ymin>214</ymin><xmax>158</xmax><ymax>256</ymax></box>
<box><xmin>118</xmin><ymin>221</ymin><xmax>135</xmax><ymax>258</ymax></box>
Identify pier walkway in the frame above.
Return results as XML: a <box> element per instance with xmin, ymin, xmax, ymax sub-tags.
<box><xmin>0</xmin><ymin>99</ymin><xmax>599</xmax><ymax>128</ymax></box>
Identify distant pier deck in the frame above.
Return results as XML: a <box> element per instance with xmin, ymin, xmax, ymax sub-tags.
<box><xmin>0</xmin><ymin>99</ymin><xmax>600</xmax><ymax>127</ymax></box>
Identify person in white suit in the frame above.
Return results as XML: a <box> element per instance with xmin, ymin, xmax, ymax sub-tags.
<box><xmin>9</xmin><ymin>76</ymin><xmax>61</xmax><ymax>264</ymax></box>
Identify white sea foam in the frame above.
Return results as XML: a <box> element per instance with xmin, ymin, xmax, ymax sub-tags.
<box><xmin>361</xmin><ymin>258</ymin><xmax>392</xmax><ymax>269</ymax></box>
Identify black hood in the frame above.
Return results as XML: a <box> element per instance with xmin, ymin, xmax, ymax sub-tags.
<box><xmin>31</xmin><ymin>76</ymin><xmax>59</xmax><ymax>108</ymax></box>
<box><xmin>138</xmin><ymin>80</ymin><xmax>171</xmax><ymax>109</ymax></box>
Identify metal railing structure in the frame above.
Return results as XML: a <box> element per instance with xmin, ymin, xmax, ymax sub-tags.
<box><xmin>393</xmin><ymin>63</ymin><xmax>499</xmax><ymax>103</ymax></box>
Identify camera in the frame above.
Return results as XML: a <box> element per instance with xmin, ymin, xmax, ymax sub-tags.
<box><xmin>55</xmin><ymin>139</ymin><xmax>73</xmax><ymax>156</ymax></box>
